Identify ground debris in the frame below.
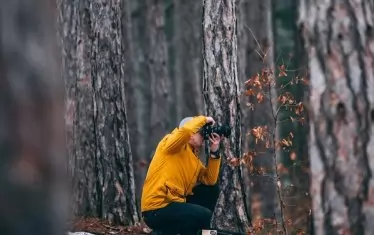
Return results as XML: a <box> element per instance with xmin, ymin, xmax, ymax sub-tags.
<box><xmin>69</xmin><ymin>217</ymin><xmax>151</xmax><ymax>235</ymax></box>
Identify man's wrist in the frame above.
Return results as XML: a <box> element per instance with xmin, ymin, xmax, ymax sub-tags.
<box><xmin>210</xmin><ymin>149</ymin><xmax>220</xmax><ymax>158</ymax></box>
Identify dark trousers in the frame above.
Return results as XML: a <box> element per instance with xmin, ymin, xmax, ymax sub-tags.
<box><xmin>142</xmin><ymin>184</ymin><xmax>220</xmax><ymax>235</ymax></box>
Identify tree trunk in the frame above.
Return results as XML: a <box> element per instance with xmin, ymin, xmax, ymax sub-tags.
<box><xmin>58</xmin><ymin>0</ymin><xmax>140</xmax><ymax>225</ymax></box>
<box><xmin>122</xmin><ymin>0</ymin><xmax>141</xmax><ymax>203</ymax></box>
<box><xmin>236</xmin><ymin>0</ymin><xmax>252</xmax><ymax>218</ymax></box>
<box><xmin>298</xmin><ymin>0</ymin><xmax>374</xmax><ymax>234</ymax></box>
<box><xmin>202</xmin><ymin>0</ymin><xmax>251</xmax><ymax>233</ymax></box>
<box><xmin>0</xmin><ymin>1</ymin><xmax>67</xmax><ymax>234</ymax></box>
<box><xmin>129</xmin><ymin>0</ymin><xmax>152</xmax><ymax>201</ymax></box>
<box><xmin>148</xmin><ymin>0</ymin><xmax>171</xmax><ymax>154</ymax></box>
<box><xmin>173</xmin><ymin>0</ymin><xmax>204</xmax><ymax>120</ymax></box>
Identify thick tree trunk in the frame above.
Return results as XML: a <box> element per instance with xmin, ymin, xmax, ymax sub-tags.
<box><xmin>0</xmin><ymin>1</ymin><xmax>67</xmax><ymax>234</ymax></box>
<box><xmin>299</xmin><ymin>0</ymin><xmax>374</xmax><ymax>234</ymax></box>
<box><xmin>58</xmin><ymin>0</ymin><xmax>140</xmax><ymax>225</ymax></box>
<box><xmin>202</xmin><ymin>0</ymin><xmax>251</xmax><ymax>233</ymax></box>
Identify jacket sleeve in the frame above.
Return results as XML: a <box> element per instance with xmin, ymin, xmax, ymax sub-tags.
<box><xmin>198</xmin><ymin>156</ymin><xmax>221</xmax><ymax>185</ymax></box>
<box><xmin>161</xmin><ymin>115</ymin><xmax>207</xmax><ymax>154</ymax></box>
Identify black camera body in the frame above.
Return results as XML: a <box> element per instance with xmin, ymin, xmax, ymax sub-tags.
<box><xmin>199</xmin><ymin>123</ymin><xmax>231</xmax><ymax>140</ymax></box>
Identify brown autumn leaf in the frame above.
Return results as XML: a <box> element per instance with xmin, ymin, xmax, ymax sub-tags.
<box><xmin>279</xmin><ymin>95</ymin><xmax>287</xmax><ymax>104</ymax></box>
<box><xmin>251</xmin><ymin>126</ymin><xmax>267</xmax><ymax>141</ymax></box>
<box><xmin>279</xmin><ymin>64</ymin><xmax>287</xmax><ymax>77</ymax></box>
<box><xmin>295</xmin><ymin>102</ymin><xmax>304</xmax><ymax>115</ymax></box>
<box><xmin>281</xmin><ymin>138</ymin><xmax>292</xmax><ymax>147</ymax></box>
<box><xmin>265</xmin><ymin>140</ymin><xmax>271</xmax><ymax>149</ymax></box>
<box><xmin>256</xmin><ymin>92</ymin><xmax>264</xmax><ymax>103</ymax></box>
<box><xmin>252</xmin><ymin>219</ymin><xmax>265</xmax><ymax>232</ymax></box>
<box><xmin>245</xmin><ymin>88</ymin><xmax>256</xmax><ymax>96</ymax></box>
<box><xmin>300</xmin><ymin>77</ymin><xmax>309</xmax><ymax>85</ymax></box>
<box><xmin>227</xmin><ymin>157</ymin><xmax>240</xmax><ymax>167</ymax></box>
<box><xmin>287</xmin><ymin>219</ymin><xmax>293</xmax><ymax>226</ymax></box>
<box><xmin>300</xmin><ymin>117</ymin><xmax>306</xmax><ymax>125</ymax></box>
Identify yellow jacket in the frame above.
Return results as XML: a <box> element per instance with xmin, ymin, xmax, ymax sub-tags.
<box><xmin>140</xmin><ymin>115</ymin><xmax>221</xmax><ymax>212</ymax></box>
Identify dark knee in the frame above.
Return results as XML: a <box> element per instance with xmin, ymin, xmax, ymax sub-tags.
<box><xmin>196</xmin><ymin>183</ymin><xmax>219</xmax><ymax>195</ymax></box>
<box><xmin>205</xmin><ymin>184</ymin><xmax>220</xmax><ymax>199</ymax></box>
<box><xmin>198</xmin><ymin>207</ymin><xmax>213</xmax><ymax>228</ymax></box>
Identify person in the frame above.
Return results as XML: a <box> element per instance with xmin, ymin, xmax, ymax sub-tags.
<box><xmin>141</xmin><ymin>115</ymin><xmax>223</xmax><ymax>235</ymax></box>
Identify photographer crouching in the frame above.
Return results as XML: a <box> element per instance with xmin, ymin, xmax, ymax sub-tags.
<box><xmin>141</xmin><ymin>115</ymin><xmax>231</xmax><ymax>235</ymax></box>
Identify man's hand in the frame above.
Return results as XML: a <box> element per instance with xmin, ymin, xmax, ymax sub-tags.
<box><xmin>206</xmin><ymin>116</ymin><xmax>215</xmax><ymax>125</ymax></box>
<box><xmin>209</xmin><ymin>133</ymin><xmax>221</xmax><ymax>152</ymax></box>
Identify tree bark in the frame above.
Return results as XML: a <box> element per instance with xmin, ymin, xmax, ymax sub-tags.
<box><xmin>299</xmin><ymin>0</ymin><xmax>374</xmax><ymax>234</ymax></box>
<box><xmin>148</xmin><ymin>0</ymin><xmax>171</xmax><ymax>154</ymax></box>
<box><xmin>0</xmin><ymin>0</ymin><xmax>67</xmax><ymax>234</ymax></box>
<box><xmin>202</xmin><ymin>0</ymin><xmax>251</xmax><ymax>233</ymax></box>
<box><xmin>121</xmin><ymin>0</ymin><xmax>141</xmax><ymax>202</ymax></box>
<box><xmin>128</xmin><ymin>0</ymin><xmax>152</xmax><ymax>200</ymax></box>
<box><xmin>173</xmin><ymin>0</ymin><xmax>204</xmax><ymax>120</ymax></box>
<box><xmin>58</xmin><ymin>0</ymin><xmax>140</xmax><ymax>225</ymax></box>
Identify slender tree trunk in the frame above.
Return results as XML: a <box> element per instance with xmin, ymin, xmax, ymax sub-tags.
<box><xmin>129</xmin><ymin>0</ymin><xmax>152</xmax><ymax>200</ymax></box>
<box><xmin>58</xmin><ymin>0</ymin><xmax>139</xmax><ymax>225</ymax></box>
<box><xmin>202</xmin><ymin>0</ymin><xmax>251</xmax><ymax>233</ymax></box>
<box><xmin>299</xmin><ymin>0</ymin><xmax>374</xmax><ymax>234</ymax></box>
<box><xmin>122</xmin><ymin>0</ymin><xmax>141</xmax><ymax>203</ymax></box>
<box><xmin>173</xmin><ymin>0</ymin><xmax>204</xmax><ymax>120</ymax></box>
<box><xmin>148</xmin><ymin>0</ymin><xmax>171</xmax><ymax>153</ymax></box>
<box><xmin>236</xmin><ymin>0</ymin><xmax>252</xmax><ymax>218</ymax></box>
<box><xmin>0</xmin><ymin>1</ymin><xmax>67</xmax><ymax>234</ymax></box>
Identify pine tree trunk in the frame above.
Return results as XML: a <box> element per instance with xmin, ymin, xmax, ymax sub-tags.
<box><xmin>299</xmin><ymin>0</ymin><xmax>374</xmax><ymax>234</ymax></box>
<box><xmin>202</xmin><ymin>0</ymin><xmax>251</xmax><ymax>233</ymax></box>
<box><xmin>0</xmin><ymin>1</ymin><xmax>67</xmax><ymax>234</ymax></box>
<box><xmin>58</xmin><ymin>0</ymin><xmax>140</xmax><ymax>225</ymax></box>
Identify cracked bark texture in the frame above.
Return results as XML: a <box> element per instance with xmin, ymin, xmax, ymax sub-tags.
<box><xmin>203</xmin><ymin>0</ymin><xmax>251</xmax><ymax>233</ymax></box>
<box><xmin>0</xmin><ymin>0</ymin><xmax>67</xmax><ymax>234</ymax></box>
<box><xmin>237</xmin><ymin>0</ymin><xmax>278</xmax><ymax>219</ymax></box>
<box><xmin>298</xmin><ymin>0</ymin><xmax>374</xmax><ymax>234</ymax></box>
<box><xmin>57</xmin><ymin>0</ymin><xmax>139</xmax><ymax>225</ymax></box>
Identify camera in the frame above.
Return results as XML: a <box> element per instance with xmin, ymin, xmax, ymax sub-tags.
<box><xmin>199</xmin><ymin>123</ymin><xmax>231</xmax><ymax>140</ymax></box>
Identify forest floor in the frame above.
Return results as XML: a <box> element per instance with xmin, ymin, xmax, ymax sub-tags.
<box><xmin>69</xmin><ymin>213</ymin><xmax>310</xmax><ymax>235</ymax></box>
<box><xmin>70</xmin><ymin>217</ymin><xmax>151</xmax><ymax>235</ymax></box>
<box><xmin>69</xmin><ymin>190</ymin><xmax>311</xmax><ymax>235</ymax></box>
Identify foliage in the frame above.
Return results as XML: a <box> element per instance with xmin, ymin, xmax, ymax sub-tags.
<box><xmin>229</xmin><ymin>58</ymin><xmax>309</xmax><ymax>234</ymax></box>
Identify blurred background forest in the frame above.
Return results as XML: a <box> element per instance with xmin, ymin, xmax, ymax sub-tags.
<box><xmin>1</xmin><ymin>0</ymin><xmax>374</xmax><ymax>235</ymax></box>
